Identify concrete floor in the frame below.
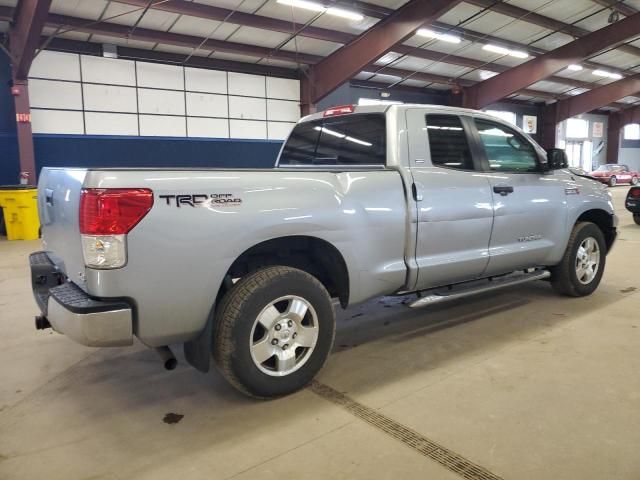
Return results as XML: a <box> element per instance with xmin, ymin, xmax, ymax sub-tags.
<box><xmin>1</xmin><ymin>187</ymin><xmax>640</xmax><ymax>480</ymax></box>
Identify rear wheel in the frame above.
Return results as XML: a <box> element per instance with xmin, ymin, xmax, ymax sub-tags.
<box><xmin>608</xmin><ymin>176</ymin><xmax>617</xmax><ymax>187</ymax></box>
<box><xmin>551</xmin><ymin>222</ymin><xmax>606</xmax><ymax>297</ymax></box>
<box><xmin>634</xmin><ymin>213</ymin><xmax>640</xmax><ymax>225</ymax></box>
<box><xmin>214</xmin><ymin>266</ymin><xmax>335</xmax><ymax>398</ymax></box>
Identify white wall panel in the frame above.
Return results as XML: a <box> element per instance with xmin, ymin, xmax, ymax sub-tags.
<box><xmin>230</xmin><ymin>120</ymin><xmax>267</xmax><ymax>139</ymax></box>
<box><xmin>185</xmin><ymin>67</ymin><xmax>227</xmax><ymax>94</ymax></box>
<box><xmin>85</xmin><ymin>112</ymin><xmax>138</xmax><ymax>135</ymax></box>
<box><xmin>267</xmin><ymin>99</ymin><xmax>299</xmax><ymax>122</ymax></box>
<box><xmin>83</xmin><ymin>84</ymin><xmax>137</xmax><ymax>113</ymax></box>
<box><xmin>81</xmin><ymin>55</ymin><xmax>136</xmax><ymax>86</ymax></box>
<box><xmin>138</xmin><ymin>88</ymin><xmax>185</xmax><ymax>115</ymax></box>
<box><xmin>229</xmin><ymin>96</ymin><xmax>266</xmax><ymax>120</ymax></box>
<box><xmin>228</xmin><ymin>72</ymin><xmax>265</xmax><ymax>97</ymax></box>
<box><xmin>188</xmin><ymin>117</ymin><xmax>229</xmax><ymax>138</ymax></box>
<box><xmin>31</xmin><ymin>109</ymin><xmax>84</xmax><ymax>134</ymax></box>
<box><xmin>29</xmin><ymin>79</ymin><xmax>83</xmax><ymax>110</ymax></box>
<box><xmin>186</xmin><ymin>92</ymin><xmax>228</xmax><ymax>117</ymax></box>
<box><xmin>268</xmin><ymin>122</ymin><xmax>295</xmax><ymax>140</ymax></box>
<box><xmin>136</xmin><ymin>62</ymin><xmax>184</xmax><ymax>90</ymax></box>
<box><xmin>29</xmin><ymin>51</ymin><xmax>80</xmax><ymax>81</ymax></box>
<box><xmin>139</xmin><ymin>115</ymin><xmax>186</xmax><ymax>137</ymax></box>
<box><xmin>266</xmin><ymin>77</ymin><xmax>299</xmax><ymax>100</ymax></box>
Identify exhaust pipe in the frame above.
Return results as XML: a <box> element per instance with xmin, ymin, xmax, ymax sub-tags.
<box><xmin>155</xmin><ymin>346</ymin><xmax>177</xmax><ymax>370</ymax></box>
<box><xmin>35</xmin><ymin>315</ymin><xmax>51</xmax><ymax>330</ymax></box>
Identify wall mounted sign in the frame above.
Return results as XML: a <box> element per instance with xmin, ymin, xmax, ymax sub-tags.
<box><xmin>593</xmin><ymin>121</ymin><xmax>604</xmax><ymax>138</ymax></box>
<box><xmin>522</xmin><ymin>115</ymin><xmax>537</xmax><ymax>134</ymax></box>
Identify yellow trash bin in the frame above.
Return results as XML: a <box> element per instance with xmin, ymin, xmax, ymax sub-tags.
<box><xmin>0</xmin><ymin>186</ymin><xmax>40</xmax><ymax>241</ymax></box>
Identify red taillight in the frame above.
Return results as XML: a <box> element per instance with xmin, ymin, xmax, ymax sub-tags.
<box><xmin>324</xmin><ymin>105</ymin><xmax>355</xmax><ymax>117</ymax></box>
<box><xmin>630</xmin><ymin>187</ymin><xmax>640</xmax><ymax>198</ymax></box>
<box><xmin>80</xmin><ymin>188</ymin><xmax>153</xmax><ymax>235</ymax></box>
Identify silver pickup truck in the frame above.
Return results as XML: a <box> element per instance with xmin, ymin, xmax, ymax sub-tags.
<box><xmin>30</xmin><ymin>104</ymin><xmax>617</xmax><ymax>398</ymax></box>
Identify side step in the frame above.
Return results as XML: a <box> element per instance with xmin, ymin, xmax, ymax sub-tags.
<box><xmin>409</xmin><ymin>270</ymin><xmax>551</xmax><ymax>308</ymax></box>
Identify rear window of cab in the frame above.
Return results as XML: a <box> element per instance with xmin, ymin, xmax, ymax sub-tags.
<box><xmin>278</xmin><ymin>114</ymin><xmax>386</xmax><ymax>167</ymax></box>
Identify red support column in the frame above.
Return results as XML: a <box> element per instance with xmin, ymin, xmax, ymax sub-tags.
<box><xmin>606</xmin><ymin>113</ymin><xmax>621</xmax><ymax>165</ymax></box>
<box><xmin>11</xmin><ymin>79</ymin><xmax>37</xmax><ymax>185</ymax></box>
<box><xmin>539</xmin><ymin>103</ymin><xmax>559</xmax><ymax>150</ymax></box>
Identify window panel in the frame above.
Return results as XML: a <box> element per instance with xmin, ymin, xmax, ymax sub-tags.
<box><xmin>624</xmin><ymin>124</ymin><xmax>640</xmax><ymax>140</ymax></box>
<box><xmin>279</xmin><ymin>114</ymin><xmax>386</xmax><ymax>166</ymax></box>
<box><xmin>425</xmin><ymin>114</ymin><xmax>474</xmax><ymax>170</ymax></box>
<box><xmin>475</xmin><ymin>119</ymin><xmax>538</xmax><ymax>172</ymax></box>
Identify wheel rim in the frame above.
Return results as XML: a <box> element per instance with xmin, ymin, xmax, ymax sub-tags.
<box><xmin>633</xmin><ymin>177</ymin><xmax>638</xmax><ymax>185</ymax></box>
<box><xmin>610</xmin><ymin>177</ymin><xmax>616</xmax><ymax>186</ymax></box>
<box><xmin>575</xmin><ymin>237</ymin><xmax>600</xmax><ymax>285</ymax></box>
<box><xmin>249</xmin><ymin>295</ymin><xmax>319</xmax><ymax>377</ymax></box>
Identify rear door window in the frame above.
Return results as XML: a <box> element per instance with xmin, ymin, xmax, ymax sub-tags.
<box><xmin>425</xmin><ymin>114</ymin><xmax>474</xmax><ymax>170</ymax></box>
<box><xmin>279</xmin><ymin>114</ymin><xmax>386</xmax><ymax>166</ymax></box>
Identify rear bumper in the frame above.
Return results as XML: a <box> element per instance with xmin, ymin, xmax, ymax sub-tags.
<box><xmin>29</xmin><ymin>251</ymin><xmax>133</xmax><ymax>347</ymax></box>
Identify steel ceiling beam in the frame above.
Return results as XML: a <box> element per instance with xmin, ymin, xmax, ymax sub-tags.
<box><xmin>306</xmin><ymin>0</ymin><xmax>463</xmax><ymax>103</ymax></box>
<box><xmin>466</xmin><ymin>0</ymin><xmax>640</xmax><ymax>58</ymax></box>
<box><xmin>463</xmin><ymin>12</ymin><xmax>640</xmax><ymax>109</ymax></box>
<box><xmin>9</xmin><ymin>0</ymin><xmax>53</xmax><ymax>79</ymax></box>
<box><xmin>553</xmin><ymin>74</ymin><xmax>640</xmax><ymax>123</ymax></box>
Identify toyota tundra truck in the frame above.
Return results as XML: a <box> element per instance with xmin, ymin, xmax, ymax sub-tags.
<box><xmin>29</xmin><ymin>104</ymin><xmax>617</xmax><ymax>398</ymax></box>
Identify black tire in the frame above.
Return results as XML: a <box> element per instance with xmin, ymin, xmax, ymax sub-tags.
<box><xmin>213</xmin><ymin>266</ymin><xmax>335</xmax><ymax>398</ymax></box>
<box><xmin>608</xmin><ymin>176</ymin><xmax>617</xmax><ymax>187</ymax></box>
<box><xmin>632</xmin><ymin>177</ymin><xmax>639</xmax><ymax>186</ymax></box>
<box><xmin>550</xmin><ymin>222</ymin><xmax>606</xmax><ymax>297</ymax></box>
<box><xmin>634</xmin><ymin>213</ymin><xmax>640</xmax><ymax>225</ymax></box>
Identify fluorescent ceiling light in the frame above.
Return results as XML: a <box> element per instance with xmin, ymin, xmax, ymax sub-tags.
<box><xmin>593</xmin><ymin>69</ymin><xmax>623</xmax><ymax>80</ymax></box>
<box><xmin>277</xmin><ymin>0</ymin><xmax>363</xmax><ymax>20</ymax></box>
<box><xmin>567</xmin><ymin>64</ymin><xmax>583</xmax><ymax>71</ymax></box>
<box><xmin>482</xmin><ymin>44</ymin><xmax>510</xmax><ymax>55</ymax></box>
<box><xmin>416</xmin><ymin>28</ymin><xmax>461</xmax><ymax>44</ymax></box>
<box><xmin>592</xmin><ymin>69</ymin><xmax>611</xmax><ymax>77</ymax></box>
<box><xmin>326</xmin><ymin>6</ymin><xmax>363</xmax><ymax>20</ymax></box>
<box><xmin>482</xmin><ymin>44</ymin><xmax>529</xmax><ymax>58</ymax></box>
<box><xmin>277</xmin><ymin>0</ymin><xmax>325</xmax><ymax>12</ymax></box>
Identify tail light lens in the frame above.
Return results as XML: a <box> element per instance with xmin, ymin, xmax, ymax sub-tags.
<box><xmin>79</xmin><ymin>189</ymin><xmax>153</xmax><ymax>269</ymax></box>
<box><xmin>630</xmin><ymin>188</ymin><xmax>640</xmax><ymax>198</ymax></box>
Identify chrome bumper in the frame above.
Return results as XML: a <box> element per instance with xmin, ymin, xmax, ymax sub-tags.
<box><xmin>30</xmin><ymin>251</ymin><xmax>133</xmax><ymax>347</ymax></box>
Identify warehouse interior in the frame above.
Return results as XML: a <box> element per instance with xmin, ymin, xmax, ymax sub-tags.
<box><xmin>1</xmin><ymin>0</ymin><xmax>640</xmax><ymax>479</ymax></box>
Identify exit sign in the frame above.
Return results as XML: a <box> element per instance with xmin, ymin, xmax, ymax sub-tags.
<box><xmin>16</xmin><ymin>113</ymin><xmax>31</xmax><ymax>123</ymax></box>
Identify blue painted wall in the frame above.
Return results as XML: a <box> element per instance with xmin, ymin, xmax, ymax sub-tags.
<box><xmin>0</xmin><ymin>53</ymin><xmax>283</xmax><ymax>185</ymax></box>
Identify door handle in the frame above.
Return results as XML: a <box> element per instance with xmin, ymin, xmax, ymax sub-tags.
<box><xmin>493</xmin><ymin>185</ymin><xmax>514</xmax><ymax>196</ymax></box>
<box><xmin>45</xmin><ymin>188</ymin><xmax>54</xmax><ymax>206</ymax></box>
<box><xmin>411</xmin><ymin>183</ymin><xmax>423</xmax><ymax>201</ymax></box>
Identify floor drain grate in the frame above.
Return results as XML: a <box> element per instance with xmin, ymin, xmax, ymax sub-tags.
<box><xmin>310</xmin><ymin>381</ymin><xmax>505</xmax><ymax>480</ymax></box>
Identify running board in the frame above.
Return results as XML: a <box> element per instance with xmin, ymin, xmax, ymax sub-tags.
<box><xmin>408</xmin><ymin>270</ymin><xmax>551</xmax><ymax>308</ymax></box>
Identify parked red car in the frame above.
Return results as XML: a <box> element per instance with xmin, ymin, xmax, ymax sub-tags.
<box><xmin>589</xmin><ymin>164</ymin><xmax>639</xmax><ymax>187</ymax></box>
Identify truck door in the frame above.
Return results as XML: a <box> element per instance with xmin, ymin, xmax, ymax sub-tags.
<box><xmin>406</xmin><ymin>109</ymin><xmax>494</xmax><ymax>290</ymax></box>
<box><xmin>470</xmin><ymin>117</ymin><xmax>568</xmax><ymax>275</ymax></box>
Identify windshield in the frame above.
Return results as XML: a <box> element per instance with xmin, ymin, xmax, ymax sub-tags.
<box><xmin>278</xmin><ymin>114</ymin><xmax>386</xmax><ymax>166</ymax></box>
<box><xmin>596</xmin><ymin>165</ymin><xmax>613</xmax><ymax>171</ymax></box>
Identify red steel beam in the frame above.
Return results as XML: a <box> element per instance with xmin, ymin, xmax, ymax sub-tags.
<box><xmin>307</xmin><ymin>0</ymin><xmax>463</xmax><ymax>102</ymax></box>
<box><xmin>9</xmin><ymin>0</ymin><xmax>53</xmax><ymax>79</ymax></box>
<box><xmin>554</xmin><ymin>74</ymin><xmax>640</xmax><ymax>124</ymax></box>
<box><xmin>463</xmin><ymin>12</ymin><xmax>640</xmax><ymax>110</ymax></box>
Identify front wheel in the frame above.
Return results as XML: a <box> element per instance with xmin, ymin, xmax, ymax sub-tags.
<box><xmin>632</xmin><ymin>177</ymin><xmax>639</xmax><ymax>186</ymax></box>
<box><xmin>550</xmin><ymin>222</ymin><xmax>606</xmax><ymax>297</ymax></box>
<box><xmin>214</xmin><ymin>266</ymin><xmax>336</xmax><ymax>398</ymax></box>
<box><xmin>608</xmin><ymin>176</ymin><xmax>617</xmax><ymax>187</ymax></box>
<box><xmin>634</xmin><ymin>213</ymin><xmax>640</xmax><ymax>225</ymax></box>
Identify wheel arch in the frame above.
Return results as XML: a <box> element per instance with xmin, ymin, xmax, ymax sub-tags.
<box><xmin>220</xmin><ymin>235</ymin><xmax>350</xmax><ymax>309</ymax></box>
<box><xmin>576</xmin><ymin>209</ymin><xmax>616</xmax><ymax>252</ymax></box>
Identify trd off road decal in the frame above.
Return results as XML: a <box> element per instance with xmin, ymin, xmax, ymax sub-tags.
<box><xmin>158</xmin><ymin>193</ymin><xmax>242</xmax><ymax>207</ymax></box>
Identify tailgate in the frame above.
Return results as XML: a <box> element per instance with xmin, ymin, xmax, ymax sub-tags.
<box><xmin>38</xmin><ymin>168</ymin><xmax>87</xmax><ymax>286</ymax></box>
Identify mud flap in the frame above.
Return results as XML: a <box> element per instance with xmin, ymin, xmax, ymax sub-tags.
<box><xmin>183</xmin><ymin>310</ymin><xmax>214</xmax><ymax>373</ymax></box>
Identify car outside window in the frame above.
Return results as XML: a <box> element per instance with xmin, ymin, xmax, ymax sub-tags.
<box><xmin>425</xmin><ymin>114</ymin><xmax>474</xmax><ymax>170</ymax></box>
<box><xmin>278</xmin><ymin>114</ymin><xmax>386</xmax><ymax>167</ymax></box>
<box><xmin>475</xmin><ymin>119</ymin><xmax>539</xmax><ymax>173</ymax></box>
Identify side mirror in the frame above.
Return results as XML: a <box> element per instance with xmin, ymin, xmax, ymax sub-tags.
<box><xmin>546</xmin><ymin>148</ymin><xmax>568</xmax><ymax>170</ymax></box>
